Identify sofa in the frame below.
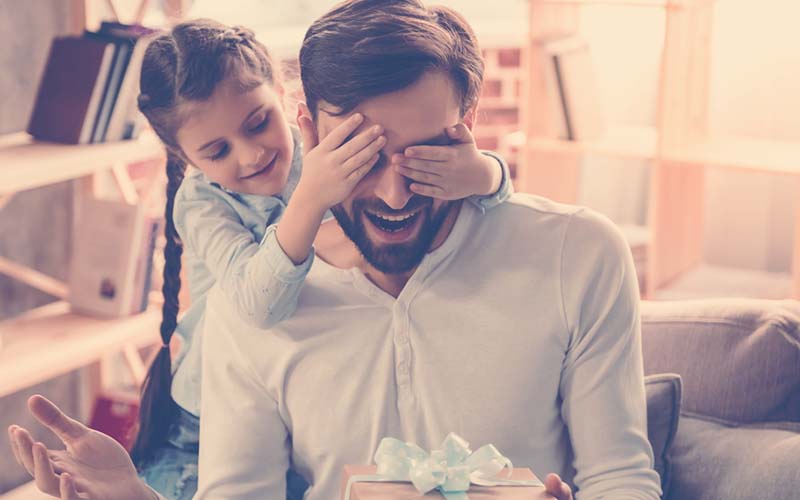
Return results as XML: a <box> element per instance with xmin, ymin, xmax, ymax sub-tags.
<box><xmin>640</xmin><ymin>298</ymin><xmax>800</xmax><ymax>500</ymax></box>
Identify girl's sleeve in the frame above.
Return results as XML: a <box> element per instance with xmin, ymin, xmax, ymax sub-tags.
<box><xmin>173</xmin><ymin>178</ymin><xmax>312</xmax><ymax>329</ymax></box>
<box><xmin>467</xmin><ymin>150</ymin><xmax>515</xmax><ymax>213</ymax></box>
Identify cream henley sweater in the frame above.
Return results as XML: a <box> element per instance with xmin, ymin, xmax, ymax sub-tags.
<box><xmin>195</xmin><ymin>194</ymin><xmax>662</xmax><ymax>500</ymax></box>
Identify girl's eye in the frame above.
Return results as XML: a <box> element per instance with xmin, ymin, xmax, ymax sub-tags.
<box><xmin>249</xmin><ymin>115</ymin><xmax>269</xmax><ymax>133</ymax></box>
<box><xmin>210</xmin><ymin>144</ymin><xmax>229</xmax><ymax>161</ymax></box>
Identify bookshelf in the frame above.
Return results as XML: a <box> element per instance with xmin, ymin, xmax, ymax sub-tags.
<box><xmin>0</xmin><ymin>131</ymin><xmax>161</xmax><ymax>196</ymax></box>
<box><xmin>0</xmin><ymin>301</ymin><xmax>161</xmax><ymax>399</ymax></box>
<box><xmin>520</xmin><ymin>0</ymin><xmax>800</xmax><ymax>300</ymax></box>
<box><xmin>0</xmin><ymin>132</ymin><xmax>165</xmax><ymax>500</ymax></box>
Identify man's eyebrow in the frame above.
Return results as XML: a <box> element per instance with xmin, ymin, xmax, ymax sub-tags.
<box><xmin>196</xmin><ymin>105</ymin><xmax>264</xmax><ymax>152</ymax></box>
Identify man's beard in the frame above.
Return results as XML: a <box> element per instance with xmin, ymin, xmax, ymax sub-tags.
<box><xmin>331</xmin><ymin>195</ymin><xmax>455</xmax><ymax>274</ymax></box>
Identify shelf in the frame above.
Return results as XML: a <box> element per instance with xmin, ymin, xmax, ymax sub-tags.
<box><xmin>0</xmin><ymin>131</ymin><xmax>163</xmax><ymax>196</ymax></box>
<box><xmin>655</xmin><ymin>264</ymin><xmax>794</xmax><ymax>300</ymax></box>
<box><xmin>527</xmin><ymin>125</ymin><xmax>658</xmax><ymax>161</ymax></box>
<box><xmin>527</xmin><ymin>127</ymin><xmax>800</xmax><ymax>176</ymax></box>
<box><xmin>0</xmin><ymin>481</ymin><xmax>49</xmax><ymax>500</ymax></box>
<box><xmin>667</xmin><ymin>136</ymin><xmax>800</xmax><ymax>176</ymax></box>
<box><xmin>0</xmin><ymin>301</ymin><xmax>161</xmax><ymax>398</ymax></box>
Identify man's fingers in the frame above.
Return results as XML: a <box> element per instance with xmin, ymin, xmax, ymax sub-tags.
<box><xmin>445</xmin><ymin>122</ymin><xmax>474</xmax><ymax>144</ymax></box>
<box><xmin>335</xmin><ymin>124</ymin><xmax>384</xmax><ymax>162</ymax></box>
<box><xmin>318</xmin><ymin>113</ymin><xmax>364</xmax><ymax>151</ymax></box>
<box><xmin>8</xmin><ymin>426</ymin><xmax>24</xmax><ymax>468</ymax></box>
<box><xmin>12</xmin><ymin>427</ymin><xmax>36</xmax><ymax>475</ymax></box>
<box><xmin>60</xmin><ymin>473</ymin><xmax>88</xmax><ymax>500</ymax></box>
<box><xmin>28</xmin><ymin>395</ymin><xmax>87</xmax><ymax>444</ymax></box>
<box><xmin>33</xmin><ymin>442</ymin><xmax>60</xmax><ymax>495</ymax></box>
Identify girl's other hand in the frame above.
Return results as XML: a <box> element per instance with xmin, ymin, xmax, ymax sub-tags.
<box><xmin>392</xmin><ymin>123</ymin><xmax>502</xmax><ymax>200</ymax></box>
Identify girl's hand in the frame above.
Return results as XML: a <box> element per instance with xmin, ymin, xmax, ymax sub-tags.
<box><xmin>392</xmin><ymin>123</ymin><xmax>502</xmax><ymax>200</ymax></box>
<box><xmin>8</xmin><ymin>395</ymin><xmax>154</xmax><ymax>500</ymax></box>
<box><xmin>295</xmin><ymin>112</ymin><xmax>386</xmax><ymax>210</ymax></box>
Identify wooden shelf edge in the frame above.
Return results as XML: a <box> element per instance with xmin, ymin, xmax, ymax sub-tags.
<box><xmin>527</xmin><ymin>125</ymin><xmax>658</xmax><ymax>162</ymax></box>
<box><xmin>0</xmin><ymin>131</ymin><xmax>164</xmax><ymax>196</ymax></box>
<box><xmin>526</xmin><ymin>128</ymin><xmax>800</xmax><ymax>175</ymax></box>
<box><xmin>0</xmin><ymin>301</ymin><xmax>162</xmax><ymax>398</ymax></box>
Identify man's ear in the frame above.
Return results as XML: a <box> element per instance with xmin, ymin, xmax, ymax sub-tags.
<box><xmin>296</xmin><ymin>102</ymin><xmax>319</xmax><ymax>155</ymax></box>
<box><xmin>462</xmin><ymin>106</ymin><xmax>478</xmax><ymax>131</ymax></box>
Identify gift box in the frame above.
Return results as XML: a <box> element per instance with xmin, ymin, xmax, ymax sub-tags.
<box><xmin>341</xmin><ymin>465</ymin><xmax>549</xmax><ymax>499</ymax></box>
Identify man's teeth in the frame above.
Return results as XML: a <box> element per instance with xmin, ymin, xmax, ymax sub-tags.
<box><xmin>371</xmin><ymin>212</ymin><xmax>416</xmax><ymax>222</ymax></box>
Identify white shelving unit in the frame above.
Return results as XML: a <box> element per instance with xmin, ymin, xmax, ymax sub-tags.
<box><xmin>521</xmin><ymin>0</ymin><xmax>800</xmax><ymax>300</ymax></box>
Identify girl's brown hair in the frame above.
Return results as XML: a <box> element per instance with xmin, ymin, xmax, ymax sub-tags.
<box><xmin>130</xmin><ymin>18</ymin><xmax>277</xmax><ymax>467</ymax></box>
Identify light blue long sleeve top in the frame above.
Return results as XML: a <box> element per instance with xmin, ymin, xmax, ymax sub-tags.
<box><xmin>170</xmin><ymin>129</ymin><xmax>514</xmax><ymax>416</ymax></box>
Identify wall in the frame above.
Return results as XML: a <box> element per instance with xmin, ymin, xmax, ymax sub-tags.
<box><xmin>0</xmin><ymin>0</ymin><xmax>84</xmax><ymax>493</ymax></box>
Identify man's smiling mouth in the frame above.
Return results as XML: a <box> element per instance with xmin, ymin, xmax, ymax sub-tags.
<box><xmin>364</xmin><ymin>209</ymin><xmax>422</xmax><ymax>233</ymax></box>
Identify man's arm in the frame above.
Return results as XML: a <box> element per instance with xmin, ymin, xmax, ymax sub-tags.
<box><xmin>559</xmin><ymin>209</ymin><xmax>662</xmax><ymax>500</ymax></box>
<box><xmin>196</xmin><ymin>287</ymin><xmax>291</xmax><ymax>499</ymax></box>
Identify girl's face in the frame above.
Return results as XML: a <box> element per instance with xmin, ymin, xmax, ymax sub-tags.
<box><xmin>176</xmin><ymin>79</ymin><xmax>294</xmax><ymax>196</ymax></box>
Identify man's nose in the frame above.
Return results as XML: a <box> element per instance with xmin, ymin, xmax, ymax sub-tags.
<box><xmin>373</xmin><ymin>161</ymin><xmax>413</xmax><ymax>210</ymax></box>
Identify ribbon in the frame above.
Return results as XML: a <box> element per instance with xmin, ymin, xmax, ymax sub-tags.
<box><xmin>343</xmin><ymin>433</ymin><xmax>544</xmax><ymax>500</ymax></box>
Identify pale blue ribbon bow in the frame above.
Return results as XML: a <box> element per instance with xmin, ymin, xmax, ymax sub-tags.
<box><xmin>343</xmin><ymin>433</ymin><xmax>544</xmax><ymax>500</ymax></box>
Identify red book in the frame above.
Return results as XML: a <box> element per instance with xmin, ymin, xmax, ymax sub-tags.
<box><xmin>27</xmin><ymin>36</ymin><xmax>115</xmax><ymax>144</ymax></box>
<box><xmin>89</xmin><ymin>390</ymin><xmax>140</xmax><ymax>450</ymax></box>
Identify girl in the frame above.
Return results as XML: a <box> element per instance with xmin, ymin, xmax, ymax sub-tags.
<box><xmin>128</xmin><ymin>19</ymin><xmax>513</xmax><ymax>500</ymax></box>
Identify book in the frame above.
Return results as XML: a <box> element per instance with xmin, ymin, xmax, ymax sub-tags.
<box><xmin>139</xmin><ymin>218</ymin><xmax>162</xmax><ymax>312</ymax></box>
<box><xmin>104</xmin><ymin>35</ymin><xmax>152</xmax><ymax>141</ymax></box>
<box><xmin>89</xmin><ymin>389</ymin><xmax>139</xmax><ymax>450</ymax></box>
<box><xmin>68</xmin><ymin>196</ymin><xmax>148</xmax><ymax>317</ymax></box>
<box><xmin>540</xmin><ymin>39</ymin><xmax>569</xmax><ymax>140</ymax></box>
<box><xmin>543</xmin><ymin>36</ymin><xmax>605</xmax><ymax>141</ymax></box>
<box><xmin>83</xmin><ymin>30</ymin><xmax>137</xmax><ymax>143</ymax></box>
<box><xmin>27</xmin><ymin>36</ymin><xmax>115</xmax><ymax>144</ymax></box>
<box><xmin>128</xmin><ymin>217</ymin><xmax>161</xmax><ymax>314</ymax></box>
<box><xmin>94</xmin><ymin>23</ymin><xmax>160</xmax><ymax>142</ymax></box>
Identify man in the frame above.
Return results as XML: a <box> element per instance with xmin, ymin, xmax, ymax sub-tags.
<box><xmin>8</xmin><ymin>1</ymin><xmax>661</xmax><ymax>499</ymax></box>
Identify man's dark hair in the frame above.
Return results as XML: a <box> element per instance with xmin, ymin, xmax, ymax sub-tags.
<box><xmin>299</xmin><ymin>0</ymin><xmax>484</xmax><ymax>120</ymax></box>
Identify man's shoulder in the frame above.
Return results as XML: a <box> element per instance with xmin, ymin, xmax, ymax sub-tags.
<box><xmin>481</xmin><ymin>194</ymin><xmax>629</xmax><ymax>259</ymax></box>
<box><xmin>479</xmin><ymin>192</ymin><xmax>582</xmax><ymax>236</ymax></box>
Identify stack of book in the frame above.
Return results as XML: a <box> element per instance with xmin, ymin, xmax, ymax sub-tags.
<box><xmin>27</xmin><ymin>22</ymin><xmax>158</xmax><ymax>145</ymax></box>
<box><xmin>540</xmin><ymin>35</ymin><xmax>605</xmax><ymax>141</ymax></box>
<box><xmin>68</xmin><ymin>195</ymin><xmax>161</xmax><ymax>317</ymax></box>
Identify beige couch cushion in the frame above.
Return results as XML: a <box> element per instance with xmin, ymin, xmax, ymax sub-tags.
<box><xmin>640</xmin><ymin>299</ymin><xmax>800</xmax><ymax>423</ymax></box>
